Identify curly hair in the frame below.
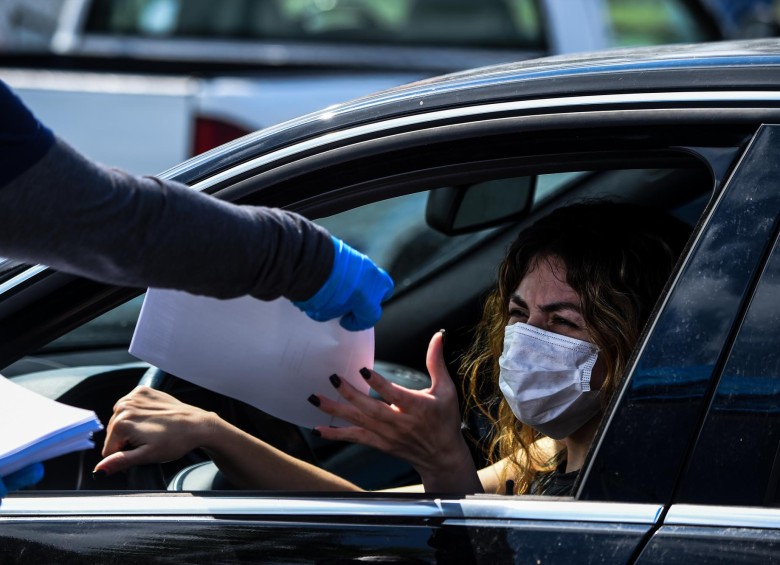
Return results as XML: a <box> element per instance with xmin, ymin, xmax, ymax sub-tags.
<box><xmin>460</xmin><ymin>200</ymin><xmax>691</xmax><ymax>493</ymax></box>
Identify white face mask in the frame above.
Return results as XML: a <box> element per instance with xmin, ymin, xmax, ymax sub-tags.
<box><xmin>498</xmin><ymin>323</ymin><xmax>602</xmax><ymax>440</ymax></box>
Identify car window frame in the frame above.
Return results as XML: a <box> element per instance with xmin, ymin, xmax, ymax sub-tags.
<box><xmin>580</xmin><ymin>124</ymin><xmax>780</xmax><ymax>506</ymax></box>
<box><xmin>0</xmin><ymin>105</ymin><xmax>766</xmax><ymax>488</ymax></box>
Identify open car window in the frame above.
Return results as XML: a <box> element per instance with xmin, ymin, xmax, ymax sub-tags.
<box><xmin>2</xmin><ymin>156</ymin><xmax>715</xmax><ymax>497</ymax></box>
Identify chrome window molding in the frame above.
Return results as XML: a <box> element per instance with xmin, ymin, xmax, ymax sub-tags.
<box><xmin>0</xmin><ymin>495</ymin><xmax>662</xmax><ymax>524</ymax></box>
<box><xmin>666</xmin><ymin>504</ymin><xmax>780</xmax><ymax>529</ymax></box>
<box><xmin>188</xmin><ymin>90</ymin><xmax>780</xmax><ymax>193</ymax></box>
<box><xmin>458</xmin><ymin>498</ymin><xmax>662</xmax><ymax>524</ymax></box>
<box><xmin>0</xmin><ymin>265</ymin><xmax>49</xmax><ymax>296</ymax></box>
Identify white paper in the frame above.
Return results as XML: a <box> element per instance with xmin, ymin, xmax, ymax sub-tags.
<box><xmin>129</xmin><ymin>290</ymin><xmax>374</xmax><ymax>428</ymax></box>
<box><xmin>0</xmin><ymin>375</ymin><xmax>103</xmax><ymax>476</ymax></box>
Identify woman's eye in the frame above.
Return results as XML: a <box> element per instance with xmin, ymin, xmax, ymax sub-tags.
<box><xmin>553</xmin><ymin>316</ymin><xmax>578</xmax><ymax>328</ymax></box>
<box><xmin>508</xmin><ymin>309</ymin><xmax>527</xmax><ymax>321</ymax></box>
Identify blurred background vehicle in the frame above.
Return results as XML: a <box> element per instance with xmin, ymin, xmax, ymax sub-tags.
<box><xmin>700</xmin><ymin>0</ymin><xmax>780</xmax><ymax>39</ymax></box>
<box><xmin>0</xmin><ymin>0</ymin><xmax>721</xmax><ymax>174</ymax></box>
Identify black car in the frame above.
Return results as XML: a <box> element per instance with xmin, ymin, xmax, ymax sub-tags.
<box><xmin>2</xmin><ymin>38</ymin><xmax>780</xmax><ymax>563</ymax></box>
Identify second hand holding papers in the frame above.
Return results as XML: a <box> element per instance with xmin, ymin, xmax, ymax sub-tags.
<box><xmin>129</xmin><ymin>290</ymin><xmax>374</xmax><ymax>429</ymax></box>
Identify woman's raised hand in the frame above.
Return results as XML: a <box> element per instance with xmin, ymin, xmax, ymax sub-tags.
<box><xmin>94</xmin><ymin>386</ymin><xmax>217</xmax><ymax>476</ymax></box>
<box><xmin>310</xmin><ymin>331</ymin><xmax>482</xmax><ymax>493</ymax></box>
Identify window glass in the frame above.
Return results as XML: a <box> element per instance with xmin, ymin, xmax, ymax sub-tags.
<box><xmin>605</xmin><ymin>0</ymin><xmax>718</xmax><ymax>46</ymax></box>
<box><xmin>677</xmin><ymin>228</ymin><xmax>780</xmax><ymax>506</ymax></box>
<box><xmin>317</xmin><ymin>171</ymin><xmax>584</xmax><ymax>293</ymax></box>
<box><xmin>85</xmin><ymin>0</ymin><xmax>545</xmax><ymax>50</ymax></box>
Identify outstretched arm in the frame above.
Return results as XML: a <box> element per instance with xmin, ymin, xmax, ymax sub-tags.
<box><xmin>94</xmin><ymin>386</ymin><xmax>362</xmax><ymax>491</ymax></box>
<box><xmin>0</xmin><ymin>79</ymin><xmax>392</xmax><ymax>331</ymax></box>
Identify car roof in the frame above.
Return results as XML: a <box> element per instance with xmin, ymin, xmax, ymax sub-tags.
<box><xmin>166</xmin><ymin>38</ymin><xmax>780</xmax><ymax>185</ymax></box>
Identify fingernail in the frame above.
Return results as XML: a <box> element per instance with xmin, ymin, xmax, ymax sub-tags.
<box><xmin>359</xmin><ymin>367</ymin><xmax>371</xmax><ymax>380</ymax></box>
<box><xmin>329</xmin><ymin>374</ymin><xmax>341</xmax><ymax>388</ymax></box>
<box><xmin>439</xmin><ymin>328</ymin><xmax>446</xmax><ymax>344</ymax></box>
<box><xmin>311</xmin><ymin>428</ymin><xmax>322</xmax><ymax>437</ymax></box>
<box><xmin>307</xmin><ymin>394</ymin><xmax>320</xmax><ymax>407</ymax></box>
<box><xmin>92</xmin><ymin>469</ymin><xmax>107</xmax><ymax>481</ymax></box>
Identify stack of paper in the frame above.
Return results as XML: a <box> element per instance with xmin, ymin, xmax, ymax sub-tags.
<box><xmin>129</xmin><ymin>290</ymin><xmax>374</xmax><ymax>429</ymax></box>
<box><xmin>0</xmin><ymin>376</ymin><xmax>103</xmax><ymax>477</ymax></box>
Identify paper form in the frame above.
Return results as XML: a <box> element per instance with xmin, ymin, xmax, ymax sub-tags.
<box><xmin>129</xmin><ymin>290</ymin><xmax>374</xmax><ymax>429</ymax></box>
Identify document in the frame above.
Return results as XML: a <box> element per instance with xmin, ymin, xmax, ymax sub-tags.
<box><xmin>0</xmin><ymin>376</ymin><xmax>103</xmax><ymax>477</ymax></box>
<box><xmin>129</xmin><ymin>290</ymin><xmax>374</xmax><ymax>429</ymax></box>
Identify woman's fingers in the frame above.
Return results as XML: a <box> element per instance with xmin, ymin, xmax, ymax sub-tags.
<box><xmin>313</xmin><ymin>375</ymin><xmax>395</xmax><ymax>428</ymax></box>
<box><xmin>95</xmin><ymin>444</ymin><xmax>154</xmax><ymax>475</ymax></box>
<box><xmin>426</xmin><ymin>330</ymin><xmax>455</xmax><ymax>397</ymax></box>
<box><xmin>96</xmin><ymin>386</ymin><xmax>211</xmax><ymax>476</ymax></box>
<box><xmin>357</xmin><ymin>367</ymin><xmax>414</xmax><ymax>407</ymax></box>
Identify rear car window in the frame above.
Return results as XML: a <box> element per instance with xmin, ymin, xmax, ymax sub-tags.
<box><xmin>84</xmin><ymin>0</ymin><xmax>546</xmax><ymax>50</ymax></box>
<box><xmin>605</xmin><ymin>0</ymin><xmax>720</xmax><ymax>46</ymax></box>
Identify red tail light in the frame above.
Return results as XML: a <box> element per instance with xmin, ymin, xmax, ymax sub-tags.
<box><xmin>192</xmin><ymin>116</ymin><xmax>251</xmax><ymax>156</ymax></box>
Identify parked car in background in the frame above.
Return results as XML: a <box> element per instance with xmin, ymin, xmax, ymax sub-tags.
<box><xmin>1</xmin><ymin>38</ymin><xmax>780</xmax><ymax>562</ymax></box>
<box><xmin>0</xmin><ymin>0</ymin><xmax>721</xmax><ymax>174</ymax></box>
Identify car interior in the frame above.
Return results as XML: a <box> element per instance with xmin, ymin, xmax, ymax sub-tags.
<box><xmin>0</xmin><ymin>136</ymin><xmax>719</xmax><ymax>494</ymax></box>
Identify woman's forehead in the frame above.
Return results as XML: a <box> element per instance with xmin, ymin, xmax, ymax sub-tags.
<box><xmin>514</xmin><ymin>256</ymin><xmax>580</xmax><ymax>303</ymax></box>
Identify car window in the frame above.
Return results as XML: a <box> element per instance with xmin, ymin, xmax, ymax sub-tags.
<box><xmin>675</xmin><ymin>224</ymin><xmax>780</xmax><ymax>507</ymax></box>
<box><xmin>84</xmin><ymin>0</ymin><xmax>546</xmax><ymax>50</ymax></box>
<box><xmin>605</xmin><ymin>0</ymin><xmax>718</xmax><ymax>46</ymax></box>
<box><xmin>2</xmin><ymin>158</ymin><xmax>714</xmax><ymax>498</ymax></box>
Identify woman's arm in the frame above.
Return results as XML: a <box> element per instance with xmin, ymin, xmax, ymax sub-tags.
<box><xmin>311</xmin><ymin>331</ymin><xmax>484</xmax><ymax>495</ymax></box>
<box><xmin>95</xmin><ymin>386</ymin><xmax>361</xmax><ymax>491</ymax></box>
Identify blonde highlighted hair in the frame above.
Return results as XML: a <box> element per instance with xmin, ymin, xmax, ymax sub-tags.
<box><xmin>460</xmin><ymin>200</ymin><xmax>691</xmax><ymax>493</ymax></box>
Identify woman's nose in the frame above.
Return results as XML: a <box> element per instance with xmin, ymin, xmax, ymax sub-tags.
<box><xmin>525</xmin><ymin>312</ymin><xmax>546</xmax><ymax>330</ymax></box>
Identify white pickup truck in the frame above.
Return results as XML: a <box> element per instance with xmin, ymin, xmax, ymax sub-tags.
<box><xmin>1</xmin><ymin>0</ymin><xmax>719</xmax><ymax>174</ymax></box>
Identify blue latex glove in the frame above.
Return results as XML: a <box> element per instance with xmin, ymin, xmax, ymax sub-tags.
<box><xmin>0</xmin><ymin>463</ymin><xmax>44</xmax><ymax>498</ymax></box>
<box><xmin>295</xmin><ymin>236</ymin><xmax>394</xmax><ymax>331</ymax></box>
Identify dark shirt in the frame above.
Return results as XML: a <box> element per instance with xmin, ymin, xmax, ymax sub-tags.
<box><xmin>0</xmin><ymin>138</ymin><xmax>333</xmax><ymax>302</ymax></box>
<box><xmin>530</xmin><ymin>463</ymin><xmax>578</xmax><ymax>496</ymax></box>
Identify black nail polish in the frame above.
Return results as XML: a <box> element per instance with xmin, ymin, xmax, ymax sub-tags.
<box><xmin>439</xmin><ymin>328</ymin><xmax>446</xmax><ymax>344</ymax></box>
<box><xmin>307</xmin><ymin>394</ymin><xmax>320</xmax><ymax>407</ymax></box>
<box><xmin>311</xmin><ymin>428</ymin><xmax>322</xmax><ymax>437</ymax></box>
<box><xmin>329</xmin><ymin>374</ymin><xmax>341</xmax><ymax>388</ymax></box>
<box><xmin>92</xmin><ymin>470</ymin><xmax>107</xmax><ymax>481</ymax></box>
<box><xmin>359</xmin><ymin>367</ymin><xmax>371</xmax><ymax>380</ymax></box>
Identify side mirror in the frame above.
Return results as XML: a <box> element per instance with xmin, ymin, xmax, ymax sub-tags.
<box><xmin>425</xmin><ymin>176</ymin><xmax>535</xmax><ymax>235</ymax></box>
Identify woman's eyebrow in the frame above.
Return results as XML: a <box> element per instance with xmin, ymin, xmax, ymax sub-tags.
<box><xmin>509</xmin><ymin>294</ymin><xmax>526</xmax><ymax>308</ymax></box>
<box><xmin>511</xmin><ymin>293</ymin><xmax>580</xmax><ymax>314</ymax></box>
<box><xmin>539</xmin><ymin>301</ymin><xmax>582</xmax><ymax>314</ymax></box>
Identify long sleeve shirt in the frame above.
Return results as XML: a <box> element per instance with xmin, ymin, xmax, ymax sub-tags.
<box><xmin>0</xmin><ymin>137</ymin><xmax>334</xmax><ymax>302</ymax></box>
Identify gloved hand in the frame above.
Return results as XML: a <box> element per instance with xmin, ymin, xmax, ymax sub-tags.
<box><xmin>0</xmin><ymin>462</ymin><xmax>44</xmax><ymax>498</ymax></box>
<box><xmin>295</xmin><ymin>236</ymin><xmax>394</xmax><ymax>331</ymax></box>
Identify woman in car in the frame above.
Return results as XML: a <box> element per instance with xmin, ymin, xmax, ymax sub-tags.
<box><xmin>95</xmin><ymin>200</ymin><xmax>690</xmax><ymax>495</ymax></box>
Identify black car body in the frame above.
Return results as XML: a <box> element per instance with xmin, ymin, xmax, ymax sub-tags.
<box><xmin>2</xmin><ymin>39</ymin><xmax>780</xmax><ymax>563</ymax></box>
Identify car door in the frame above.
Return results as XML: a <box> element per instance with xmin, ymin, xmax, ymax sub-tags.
<box><xmin>581</xmin><ymin>124</ymin><xmax>780</xmax><ymax>561</ymax></box>
<box><xmin>629</xmin><ymin>124</ymin><xmax>780</xmax><ymax>562</ymax></box>
<box><xmin>0</xmin><ymin>95</ymin><xmax>775</xmax><ymax>563</ymax></box>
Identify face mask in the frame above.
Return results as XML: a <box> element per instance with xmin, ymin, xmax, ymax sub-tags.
<box><xmin>498</xmin><ymin>323</ymin><xmax>602</xmax><ymax>440</ymax></box>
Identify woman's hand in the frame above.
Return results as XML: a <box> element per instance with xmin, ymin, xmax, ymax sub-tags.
<box><xmin>94</xmin><ymin>386</ymin><xmax>217</xmax><ymax>476</ymax></box>
<box><xmin>311</xmin><ymin>331</ymin><xmax>482</xmax><ymax>494</ymax></box>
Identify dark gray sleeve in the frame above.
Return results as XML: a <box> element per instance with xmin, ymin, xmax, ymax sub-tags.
<box><xmin>0</xmin><ymin>138</ymin><xmax>333</xmax><ymax>302</ymax></box>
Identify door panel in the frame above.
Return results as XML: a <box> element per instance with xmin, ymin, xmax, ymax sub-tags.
<box><xmin>581</xmin><ymin>125</ymin><xmax>780</xmax><ymax>503</ymax></box>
